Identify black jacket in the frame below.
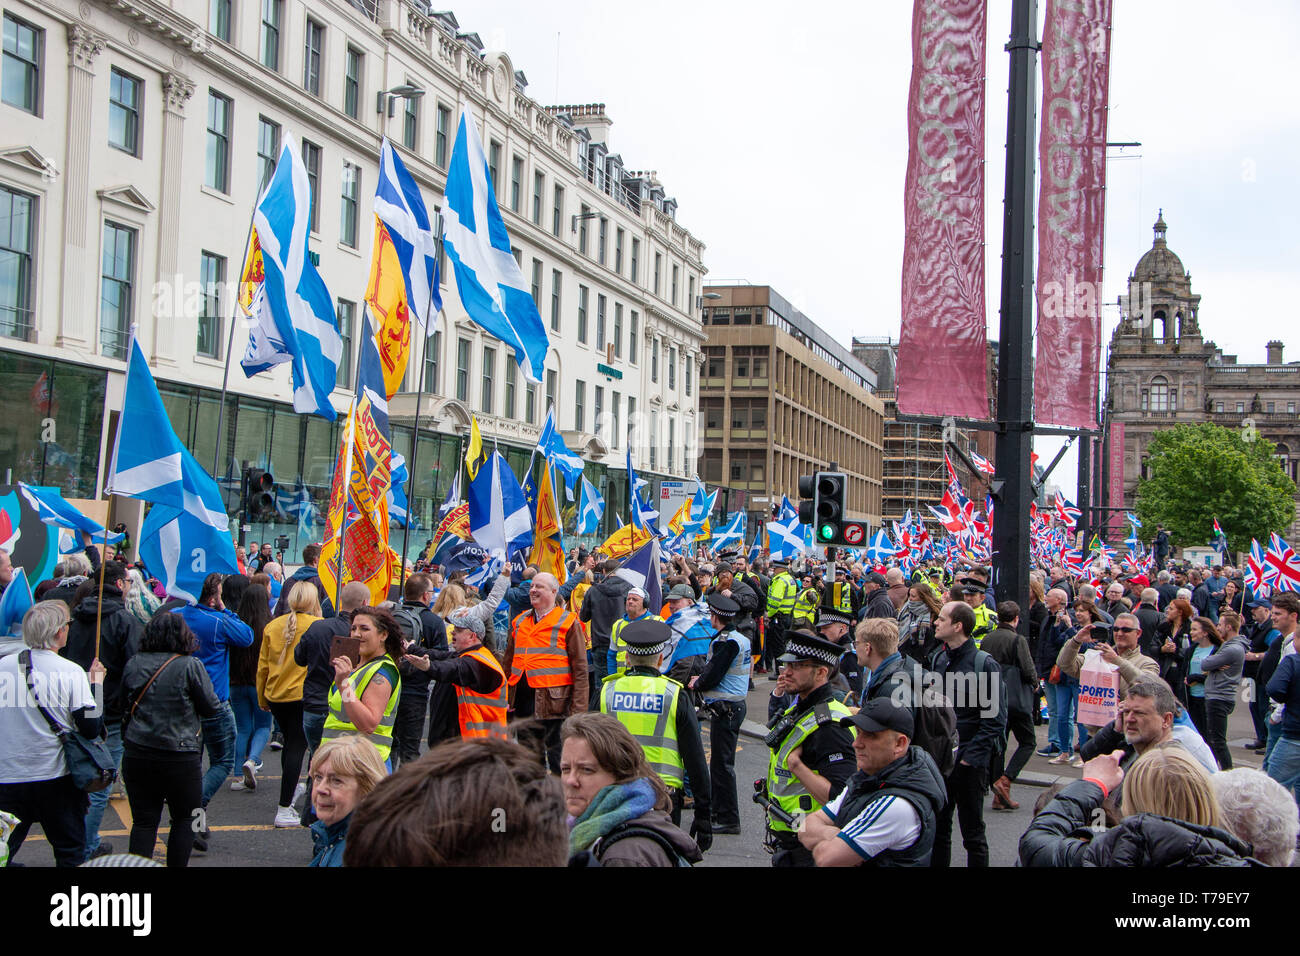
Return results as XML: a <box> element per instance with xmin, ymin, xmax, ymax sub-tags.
<box><xmin>932</xmin><ymin>638</ymin><xmax>1006</xmax><ymax>772</ymax></box>
<box><xmin>860</xmin><ymin>587</ymin><xmax>896</xmax><ymax>621</ymax></box>
<box><xmin>394</xmin><ymin>601</ymin><xmax>447</xmax><ymax>705</ymax></box>
<box><xmin>1155</xmin><ymin>583</ymin><xmax>1179</xmax><ymax>610</ymax></box>
<box><xmin>580</xmin><ymin>575</ymin><xmax>633</xmax><ymax>652</ymax></box>
<box><xmin>295</xmin><ymin>614</ymin><xmax>353</xmax><ymax>714</ymax></box>
<box><xmin>826</xmin><ymin>747</ymin><xmax>948</xmax><ymax>866</ymax></box>
<box><xmin>726</xmin><ymin>577</ymin><xmax>760</xmax><ymax>642</ymax></box>
<box><xmin>274</xmin><ymin>566</ymin><xmax>335</xmax><ymax>618</ymax></box>
<box><xmin>1037</xmin><ymin>613</ymin><xmax>1073</xmax><ymax>679</ymax></box>
<box><xmin>1020</xmin><ymin>780</ymin><xmax>1259</xmax><ymax>867</ymax></box>
<box><xmin>62</xmin><ymin>588</ymin><xmax>142</xmax><ymax>722</ymax></box>
<box><xmin>768</xmin><ymin>683</ymin><xmax>856</xmax><ymax>802</ymax></box>
<box><xmin>1133</xmin><ymin>602</ymin><xmax>1163</xmax><ymax>659</ymax></box>
<box><xmin>426</xmin><ymin>643</ymin><xmax>507</xmax><ymax>745</ymax></box>
<box><xmin>121</xmin><ymin>651</ymin><xmax>222</xmax><ymax>754</ymax></box>
<box><xmin>863</xmin><ymin>652</ymin><xmax>923</xmax><ymax>720</ymax></box>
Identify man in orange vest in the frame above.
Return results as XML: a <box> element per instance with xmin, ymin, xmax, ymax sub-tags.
<box><xmin>404</xmin><ymin>611</ymin><xmax>508</xmax><ymax>746</ymax></box>
<box><xmin>503</xmin><ymin>571</ymin><xmax>589</xmax><ymax>771</ymax></box>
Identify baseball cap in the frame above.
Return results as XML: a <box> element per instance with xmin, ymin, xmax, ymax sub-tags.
<box><xmin>840</xmin><ymin>698</ymin><xmax>914</xmax><ymax>738</ymax></box>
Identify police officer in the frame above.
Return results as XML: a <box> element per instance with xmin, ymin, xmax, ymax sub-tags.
<box><xmin>761</xmin><ymin>630</ymin><xmax>856</xmax><ymax>866</ymax></box>
<box><xmin>690</xmin><ymin>594</ymin><xmax>750</xmax><ymax>835</ymax></box>
<box><xmin>608</xmin><ymin>586</ymin><xmax>664</xmax><ymax>677</ymax></box>
<box><xmin>957</xmin><ymin>568</ymin><xmax>996</xmax><ymax>647</ymax></box>
<box><xmin>816</xmin><ymin>603</ymin><xmax>862</xmax><ymax>703</ymax></box>
<box><xmin>764</xmin><ymin>558</ymin><xmax>798</xmax><ymax>676</ymax></box>
<box><xmin>599</xmin><ymin>618</ymin><xmax>712</xmax><ymax>848</ymax></box>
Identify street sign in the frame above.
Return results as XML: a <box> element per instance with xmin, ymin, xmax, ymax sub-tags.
<box><xmin>842</xmin><ymin>522</ymin><xmax>866</xmax><ymax>545</ymax></box>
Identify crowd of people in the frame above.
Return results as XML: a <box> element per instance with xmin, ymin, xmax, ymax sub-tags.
<box><xmin>1</xmin><ymin>530</ymin><xmax>1299</xmax><ymax>869</ymax></box>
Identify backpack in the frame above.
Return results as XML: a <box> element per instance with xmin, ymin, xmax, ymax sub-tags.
<box><xmin>393</xmin><ymin>605</ymin><xmax>425</xmax><ymax>647</ymax></box>
<box><xmin>912</xmin><ymin>648</ymin><xmax>993</xmax><ymax>777</ymax></box>
<box><xmin>594</xmin><ymin>824</ymin><xmax>694</xmax><ymax>867</ymax></box>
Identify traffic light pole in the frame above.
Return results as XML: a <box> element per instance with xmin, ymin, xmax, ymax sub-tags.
<box><xmin>991</xmin><ymin>0</ymin><xmax>1039</xmax><ymax>631</ymax></box>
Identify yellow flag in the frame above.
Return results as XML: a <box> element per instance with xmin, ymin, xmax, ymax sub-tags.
<box><xmin>466</xmin><ymin>416</ymin><xmax>484</xmax><ymax>480</ymax></box>
<box><xmin>366</xmin><ymin>218</ymin><xmax>412</xmax><ymax>401</ymax></box>
<box><xmin>596</xmin><ymin>523</ymin><xmax>651</xmax><ymax>560</ymax></box>
<box><xmin>531</xmin><ymin>466</ymin><xmax>566</xmax><ymax>579</ymax></box>
<box><xmin>667</xmin><ymin>497</ymin><xmax>693</xmax><ymax>536</ymax></box>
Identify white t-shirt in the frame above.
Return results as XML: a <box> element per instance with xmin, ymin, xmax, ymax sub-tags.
<box><xmin>0</xmin><ymin>648</ymin><xmax>96</xmax><ymax>783</ymax></box>
<box><xmin>822</xmin><ymin>789</ymin><xmax>922</xmax><ymax>863</ymax></box>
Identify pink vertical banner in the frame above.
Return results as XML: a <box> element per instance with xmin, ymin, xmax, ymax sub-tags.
<box><xmin>896</xmin><ymin>0</ymin><xmax>988</xmax><ymax>420</ymax></box>
<box><xmin>1108</xmin><ymin>421</ymin><xmax>1125</xmax><ymax>540</ymax></box>
<box><xmin>1034</xmin><ymin>0</ymin><xmax>1113</xmax><ymax>428</ymax></box>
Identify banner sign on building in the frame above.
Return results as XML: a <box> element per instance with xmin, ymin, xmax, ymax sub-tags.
<box><xmin>1108</xmin><ymin>422</ymin><xmax>1125</xmax><ymax>540</ymax></box>
<box><xmin>1033</xmin><ymin>0</ymin><xmax>1113</xmax><ymax>428</ymax></box>
<box><xmin>896</xmin><ymin>0</ymin><xmax>989</xmax><ymax>420</ymax></box>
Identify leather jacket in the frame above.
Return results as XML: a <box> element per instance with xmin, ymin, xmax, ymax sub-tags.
<box><xmin>121</xmin><ymin>651</ymin><xmax>223</xmax><ymax>753</ymax></box>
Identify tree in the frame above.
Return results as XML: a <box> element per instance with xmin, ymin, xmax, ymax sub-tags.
<box><xmin>1135</xmin><ymin>422</ymin><xmax>1296</xmax><ymax>555</ymax></box>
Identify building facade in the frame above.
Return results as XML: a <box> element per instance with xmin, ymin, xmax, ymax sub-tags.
<box><xmin>698</xmin><ymin>285</ymin><xmax>884</xmax><ymax>533</ymax></box>
<box><xmin>1106</xmin><ymin>213</ymin><xmax>1300</xmax><ymax>538</ymax></box>
<box><xmin>0</xmin><ymin>0</ymin><xmax>706</xmax><ymax>558</ymax></box>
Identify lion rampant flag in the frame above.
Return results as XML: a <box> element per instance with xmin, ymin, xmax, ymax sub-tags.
<box><xmin>531</xmin><ymin>465</ymin><xmax>566</xmax><ymax>580</ymax></box>
<box><xmin>366</xmin><ymin>218</ymin><xmax>412</xmax><ymax>401</ymax></box>
<box><xmin>596</xmin><ymin>523</ymin><xmax>652</xmax><ymax>560</ymax></box>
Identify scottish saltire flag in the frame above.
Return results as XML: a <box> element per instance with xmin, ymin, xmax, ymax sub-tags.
<box><xmin>240</xmin><ymin>139</ymin><xmax>342</xmax><ymax>420</ymax></box>
<box><xmin>105</xmin><ymin>337</ymin><xmax>237</xmax><ymax>601</ymax></box>
<box><xmin>767</xmin><ymin>511</ymin><xmax>804</xmax><ymax>561</ymax></box>
<box><xmin>465</xmin><ymin>554</ymin><xmax>505</xmax><ymax>591</ymax></box>
<box><xmin>18</xmin><ymin>483</ymin><xmax>123</xmax><ymax>549</ymax></box>
<box><xmin>387</xmin><ymin>453</ymin><xmax>413</xmax><ymax>529</ymax></box>
<box><xmin>1126</xmin><ymin>512</ymin><xmax>1142</xmax><ymax>530</ymax></box>
<box><xmin>577</xmin><ymin>475</ymin><xmax>605</xmax><ymax>535</ymax></box>
<box><xmin>615</xmin><ymin>536</ymin><xmax>662</xmax><ymax>615</ymax></box>
<box><xmin>375</xmin><ymin>138</ymin><xmax>441</xmax><ymax>328</ymax></box>
<box><xmin>626</xmin><ymin>448</ymin><xmax>659</xmax><ymax>533</ymax></box>
<box><xmin>279</xmin><ymin>482</ymin><xmax>320</xmax><ymax>538</ymax></box>
<box><xmin>711</xmin><ymin>512</ymin><xmax>746</xmax><ymax>552</ymax></box>
<box><xmin>0</xmin><ymin>567</ymin><xmax>33</xmax><ymax>635</ymax></box>
<box><xmin>537</xmin><ymin>406</ymin><xmax>586</xmax><ymax>495</ymax></box>
<box><xmin>468</xmin><ymin>450</ymin><xmax>533</xmax><ymax>560</ymax></box>
<box><xmin>748</xmin><ymin>534</ymin><xmax>762</xmax><ymax>566</ymax></box>
<box><xmin>865</xmin><ymin>529</ymin><xmax>898</xmax><ymax>566</ymax></box>
<box><xmin>442</xmin><ymin>106</ymin><xmax>550</xmax><ymax>382</ymax></box>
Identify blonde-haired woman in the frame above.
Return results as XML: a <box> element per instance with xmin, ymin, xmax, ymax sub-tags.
<box><xmin>123</xmin><ymin>567</ymin><xmax>161</xmax><ymax>625</ymax></box>
<box><xmin>258</xmin><ymin>580</ymin><xmax>321</xmax><ymax>827</ymax></box>
<box><xmin>1020</xmin><ymin>746</ymin><xmax>1256</xmax><ymax>865</ymax></box>
<box><xmin>306</xmin><ymin>734</ymin><xmax>388</xmax><ymax>867</ymax></box>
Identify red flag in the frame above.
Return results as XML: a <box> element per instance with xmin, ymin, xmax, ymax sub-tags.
<box><xmin>1034</xmin><ymin>0</ymin><xmax>1114</xmax><ymax>427</ymax></box>
<box><xmin>896</xmin><ymin>0</ymin><xmax>988</xmax><ymax>420</ymax></box>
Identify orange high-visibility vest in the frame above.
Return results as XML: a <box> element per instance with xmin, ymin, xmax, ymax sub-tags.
<box><xmin>509</xmin><ymin>605</ymin><xmax>577</xmax><ymax>688</ymax></box>
<box><xmin>457</xmin><ymin>644</ymin><xmax>508</xmax><ymax>739</ymax></box>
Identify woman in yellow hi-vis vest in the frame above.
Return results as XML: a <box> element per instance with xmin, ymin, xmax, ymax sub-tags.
<box><xmin>324</xmin><ymin>607</ymin><xmax>404</xmax><ymax>769</ymax></box>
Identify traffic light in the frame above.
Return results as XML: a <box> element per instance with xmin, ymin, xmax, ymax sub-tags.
<box><xmin>814</xmin><ymin>472</ymin><xmax>846</xmax><ymax>544</ymax></box>
<box><xmin>244</xmin><ymin>466</ymin><xmax>276</xmax><ymax>519</ymax></box>
<box><xmin>797</xmin><ymin>474</ymin><xmax>817</xmax><ymax>525</ymax></box>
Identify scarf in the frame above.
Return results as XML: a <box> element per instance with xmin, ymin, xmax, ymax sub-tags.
<box><xmin>568</xmin><ymin>778</ymin><xmax>658</xmax><ymax>854</ymax></box>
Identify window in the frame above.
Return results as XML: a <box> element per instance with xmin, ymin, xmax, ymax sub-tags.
<box><xmin>510</xmin><ymin>155</ymin><xmax>522</xmax><ymax>213</ymax></box>
<box><xmin>546</xmin><ymin>369</ymin><xmax>557</xmax><ymax>412</ymax></box>
<box><xmin>651</xmin><ymin>338</ymin><xmax>659</xmax><ymax>383</ymax></box>
<box><xmin>0</xmin><ymin>185</ymin><xmax>35</xmax><ymax>340</ymax></box>
<box><xmin>630</xmin><ymin>238</ymin><xmax>640</xmax><ymax>285</ymax></box>
<box><xmin>668</xmin><ymin>345</ymin><xmax>676</xmax><ymax>389</ymax></box>
<box><xmin>205</xmin><ymin>90</ymin><xmax>232</xmax><ymax>192</ymax></box>
<box><xmin>530</xmin><ymin>259</ymin><xmax>542</xmax><ymax>307</ymax></box>
<box><xmin>511</xmin><ymin>246</ymin><xmax>521</xmax><ymax>268</ymax></box>
<box><xmin>256</xmin><ymin>116</ymin><xmax>280</xmax><ymax>190</ymax></box>
<box><xmin>481</xmin><ymin>347</ymin><xmax>495</xmax><ymax>413</ymax></box>
<box><xmin>525</xmin><ymin>384</ymin><xmax>536</xmax><ymax>424</ymax></box>
<box><xmin>505</xmin><ymin>360</ymin><xmax>517</xmax><ymax>419</ymax></box>
<box><xmin>99</xmin><ymin>222</ymin><xmax>135</xmax><ymax>359</ymax></box>
<box><xmin>1290</xmin><ymin>402</ymin><xmax>1297</xmax><ymax>415</ymax></box>
<box><xmin>613</xmin><ymin>304</ymin><xmax>623</xmax><ymax>359</ymax></box>
<box><xmin>653</xmin><ymin>252</ymin><xmax>662</xmax><ymax>295</ymax></box>
<box><xmin>1236</xmin><ymin>402</ymin><xmax>1245</xmax><ymax>414</ymax></box>
<box><xmin>598</xmin><ymin>218</ymin><xmax>607</xmax><ymax>266</ymax></box>
<box><xmin>1215</xmin><ymin>401</ymin><xmax>1224</xmax><ymax>413</ymax></box>
<box><xmin>423</xmin><ymin>330</ymin><xmax>441</xmax><ymax>392</ymax></box>
<box><xmin>335</xmin><ymin>300</ymin><xmax>354</xmax><ymax>389</ymax></box>
<box><xmin>649</xmin><ymin>410</ymin><xmax>658</xmax><ymax>469</ymax></box>
<box><xmin>629</xmin><ymin>311</ymin><xmax>638</xmax><ymax>363</ymax></box>
<box><xmin>301</xmin><ymin>140</ymin><xmax>321</xmax><ymax>232</ymax></box>
<box><xmin>403</xmin><ymin>91</ymin><xmax>419</xmax><ymax>150</ymax></box>
<box><xmin>594</xmin><ymin>386</ymin><xmax>604</xmax><ymax>435</ymax></box>
<box><xmin>303</xmin><ymin>19</ymin><xmax>323</xmax><ymax>95</ymax></box>
<box><xmin>344</xmin><ymin>47</ymin><xmax>362</xmax><ymax>119</ymax></box>
<box><xmin>685</xmin><ymin>356</ymin><xmax>692</xmax><ymax>396</ymax></box>
<box><xmin>671</xmin><ymin>264</ymin><xmax>679</xmax><ymax>306</ymax></box>
<box><xmin>197</xmin><ymin>251</ymin><xmax>225</xmax><ymax>358</ymax></box>
<box><xmin>456</xmin><ymin>337</ymin><xmax>470</xmax><ymax>401</ymax></box>
<box><xmin>2</xmin><ymin>14</ymin><xmax>41</xmax><ymax>114</ymax></box>
<box><xmin>209</xmin><ymin>0</ymin><xmax>232</xmax><ymax>42</ymax></box>
<box><xmin>627</xmin><ymin>396</ymin><xmax>636</xmax><ymax>444</ymax></box>
<box><xmin>574</xmin><ymin>380</ymin><xmax>585</xmax><ymax>432</ymax></box>
<box><xmin>108</xmin><ymin>68</ymin><xmax>141</xmax><ymax>155</ymax></box>
<box><xmin>552</xmin><ymin>185</ymin><xmax>564</xmax><ymax>237</ymax></box>
<box><xmin>612</xmin><ymin>392</ymin><xmax>620</xmax><ymax>448</ymax></box>
<box><xmin>550</xmin><ymin>270</ymin><xmax>561</xmax><ymax>332</ymax></box>
<box><xmin>488</xmin><ymin>140</ymin><xmax>501</xmax><ymax>195</ymax></box>
<box><xmin>615</xmin><ymin>228</ymin><xmax>624</xmax><ymax>275</ymax></box>
<box><xmin>688</xmin><ymin>276</ymin><xmax>695</xmax><ymax>316</ymax></box>
<box><xmin>1268</xmin><ymin>401</ymin><xmax>1276</xmax><ymax>414</ymax></box>
<box><xmin>260</xmin><ymin>0</ymin><xmax>282</xmax><ymax>71</ymax></box>
<box><xmin>340</xmin><ymin>163</ymin><xmax>360</xmax><ymax>247</ymax></box>
<box><xmin>577</xmin><ymin>285</ymin><xmax>588</xmax><ymax>344</ymax></box>
<box><xmin>435</xmin><ymin>103</ymin><xmax>450</xmax><ymax>167</ymax></box>
<box><xmin>596</xmin><ymin>295</ymin><xmax>606</xmax><ymax>350</ymax></box>
<box><xmin>578</xmin><ymin>204</ymin><xmax>589</xmax><ymax>255</ymax></box>
<box><xmin>532</xmin><ymin>171</ymin><xmax>544</xmax><ymax>225</ymax></box>
<box><xmin>1149</xmin><ymin>376</ymin><xmax>1169</xmax><ymax>413</ymax></box>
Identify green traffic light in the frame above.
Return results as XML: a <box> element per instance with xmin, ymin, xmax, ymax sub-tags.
<box><xmin>819</xmin><ymin>524</ymin><xmax>836</xmax><ymax>540</ymax></box>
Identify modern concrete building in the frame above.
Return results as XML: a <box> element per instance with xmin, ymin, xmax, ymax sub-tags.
<box><xmin>698</xmin><ymin>284</ymin><xmax>884</xmax><ymax>531</ymax></box>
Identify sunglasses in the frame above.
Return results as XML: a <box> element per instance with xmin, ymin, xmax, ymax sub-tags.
<box><xmin>1113</xmin><ymin>626</ymin><xmax>1139</xmax><ymax>633</ymax></box>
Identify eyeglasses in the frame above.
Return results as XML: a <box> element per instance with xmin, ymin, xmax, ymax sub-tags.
<box><xmin>1113</xmin><ymin>626</ymin><xmax>1139</xmax><ymax>633</ymax></box>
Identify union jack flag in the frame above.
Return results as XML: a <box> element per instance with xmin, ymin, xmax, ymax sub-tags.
<box><xmin>1246</xmin><ymin>538</ymin><xmax>1272</xmax><ymax>593</ymax></box>
<box><xmin>969</xmin><ymin>450</ymin><xmax>995</xmax><ymax>475</ymax></box>
<box><xmin>1053</xmin><ymin>491</ymin><xmax>1081</xmax><ymax>530</ymax></box>
<box><xmin>1264</xmin><ymin>533</ymin><xmax>1300</xmax><ymax>593</ymax></box>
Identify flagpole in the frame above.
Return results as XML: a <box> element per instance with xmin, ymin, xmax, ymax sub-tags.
<box><xmin>212</xmin><ymin>201</ymin><xmax>262</xmax><ymax>478</ymax></box>
<box><xmin>334</xmin><ymin>397</ymin><xmax>358</xmax><ymax>612</ymax></box>
<box><xmin>99</xmin><ymin>323</ymin><xmax>137</xmax><ymax>663</ymax></box>
<box><xmin>397</xmin><ymin>306</ymin><xmax>439</xmax><ymax>596</ymax></box>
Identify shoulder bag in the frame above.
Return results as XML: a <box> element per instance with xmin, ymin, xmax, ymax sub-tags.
<box><xmin>20</xmin><ymin>650</ymin><xmax>117</xmax><ymax>793</ymax></box>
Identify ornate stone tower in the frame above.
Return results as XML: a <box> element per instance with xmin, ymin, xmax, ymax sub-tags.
<box><xmin>1117</xmin><ymin>210</ymin><xmax>1202</xmax><ymax>344</ymax></box>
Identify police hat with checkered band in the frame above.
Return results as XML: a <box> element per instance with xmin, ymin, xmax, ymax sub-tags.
<box><xmin>620</xmin><ymin>618</ymin><xmax>674</xmax><ymax>657</ymax></box>
<box><xmin>776</xmin><ymin>630</ymin><xmax>843</xmax><ymax>668</ymax></box>
<box><xmin>815</xmin><ymin>603</ymin><xmax>854</xmax><ymax>630</ymax></box>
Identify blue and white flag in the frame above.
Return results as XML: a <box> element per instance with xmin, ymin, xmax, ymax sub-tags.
<box><xmin>388</xmin><ymin>452</ymin><xmax>412</xmax><ymax>529</ymax></box>
<box><xmin>241</xmin><ymin>139</ymin><xmax>343</xmax><ymax>420</ymax></box>
<box><xmin>18</xmin><ymin>483</ymin><xmax>124</xmax><ymax>550</ymax></box>
<box><xmin>865</xmin><ymin>529</ymin><xmax>899</xmax><ymax>566</ymax></box>
<box><xmin>468</xmin><ymin>450</ymin><xmax>533</xmax><ymax>561</ymax></box>
<box><xmin>748</xmin><ymin>534</ymin><xmax>762</xmax><ymax>566</ymax></box>
<box><xmin>615</xmin><ymin>536</ymin><xmax>662</xmax><ymax>615</ymax></box>
<box><xmin>375</xmin><ymin>138</ymin><xmax>441</xmax><ymax>327</ymax></box>
<box><xmin>106</xmin><ymin>336</ymin><xmax>237</xmax><ymax>602</ymax></box>
<box><xmin>0</xmin><ymin>567</ymin><xmax>33</xmax><ymax>636</ymax></box>
<box><xmin>577</xmin><ymin>474</ymin><xmax>605</xmax><ymax>536</ymax></box>
<box><xmin>277</xmin><ymin>482</ymin><xmax>321</xmax><ymax>539</ymax></box>
<box><xmin>767</xmin><ymin>512</ymin><xmax>805</xmax><ymax>561</ymax></box>
<box><xmin>711</xmin><ymin>512</ymin><xmax>746</xmax><ymax>552</ymax></box>
<box><xmin>537</xmin><ymin>406</ymin><xmax>586</xmax><ymax>497</ymax></box>
<box><xmin>442</xmin><ymin>106</ymin><xmax>550</xmax><ymax>382</ymax></box>
<box><xmin>626</xmin><ymin>448</ymin><xmax>659</xmax><ymax>533</ymax></box>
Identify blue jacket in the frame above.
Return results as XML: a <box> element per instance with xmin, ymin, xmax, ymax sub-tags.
<box><xmin>1267</xmin><ymin>653</ymin><xmax>1300</xmax><ymax>740</ymax></box>
<box><xmin>172</xmin><ymin>604</ymin><xmax>254</xmax><ymax>702</ymax></box>
<box><xmin>309</xmin><ymin>815</ymin><xmax>350</xmax><ymax>867</ymax></box>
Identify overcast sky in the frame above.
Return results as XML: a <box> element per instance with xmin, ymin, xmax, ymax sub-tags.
<box><xmin>451</xmin><ymin>0</ymin><xmax>1300</xmax><ymax>486</ymax></box>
